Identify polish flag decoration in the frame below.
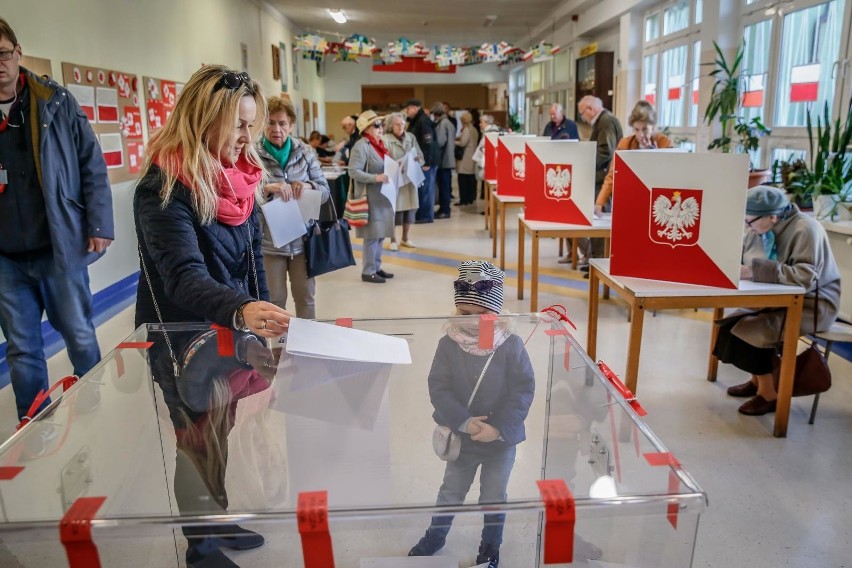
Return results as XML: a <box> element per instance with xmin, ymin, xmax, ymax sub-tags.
<box><xmin>692</xmin><ymin>77</ymin><xmax>700</xmax><ymax>105</ymax></box>
<box><xmin>497</xmin><ymin>135</ymin><xmax>541</xmax><ymax>196</ymax></box>
<box><xmin>610</xmin><ymin>151</ymin><xmax>748</xmax><ymax>288</ymax></box>
<box><xmin>790</xmin><ymin>63</ymin><xmax>820</xmax><ymax>102</ymax></box>
<box><xmin>483</xmin><ymin>131</ymin><xmax>500</xmax><ymax>182</ymax></box>
<box><xmin>742</xmin><ymin>74</ymin><xmax>765</xmax><ymax>108</ymax></box>
<box><xmin>524</xmin><ymin>140</ymin><xmax>596</xmax><ymax>224</ymax></box>
<box><xmin>644</xmin><ymin>83</ymin><xmax>656</xmax><ymax>105</ymax></box>
<box><xmin>667</xmin><ymin>75</ymin><xmax>683</xmax><ymax>101</ymax></box>
<box><xmin>99</xmin><ymin>133</ymin><xmax>124</xmax><ymax>169</ymax></box>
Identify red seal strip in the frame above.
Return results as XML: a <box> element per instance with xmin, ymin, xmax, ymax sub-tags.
<box><xmin>478</xmin><ymin>314</ymin><xmax>497</xmax><ymax>350</ymax></box>
<box><xmin>297</xmin><ymin>491</ymin><xmax>335</xmax><ymax>568</ymax></box>
<box><xmin>60</xmin><ymin>496</ymin><xmax>107</xmax><ymax>567</ymax></box>
<box><xmin>644</xmin><ymin>452</ymin><xmax>682</xmax><ymax>529</ymax></box>
<box><xmin>335</xmin><ymin>318</ymin><xmax>353</xmax><ymax>328</ymax></box>
<box><xmin>211</xmin><ymin>324</ymin><xmax>235</xmax><ymax>357</ymax></box>
<box><xmin>536</xmin><ymin>479</ymin><xmax>575</xmax><ymax>564</ymax></box>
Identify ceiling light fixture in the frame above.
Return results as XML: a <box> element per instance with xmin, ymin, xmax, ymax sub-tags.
<box><xmin>328</xmin><ymin>9</ymin><xmax>347</xmax><ymax>24</ymax></box>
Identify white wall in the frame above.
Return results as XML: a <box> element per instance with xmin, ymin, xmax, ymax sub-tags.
<box><xmin>323</xmin><ymin>60</ymin><xmax>509</xmax><ymax>102</ymax></box>
<box><xmin>1</xmin><ymin>0</ymin><xmax>324</xmax><ymax>297</ymax></box>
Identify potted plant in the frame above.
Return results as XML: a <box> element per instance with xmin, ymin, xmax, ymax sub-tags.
<box><xmin>704</xmin><ymin>41</ymin><xmax>772</xmax><ymax>187</ymax></box>
<box><xmin>786</xmin><ymin>101</ymin><xmax>852</xmax><ymax>221</ymax></box>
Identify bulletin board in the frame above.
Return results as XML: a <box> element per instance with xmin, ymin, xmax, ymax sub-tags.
<box><xmin>21</xmin><ymin>55</ymin><xmax>52</xmax><ymax>79</ymax></box>
<box><xmin>142</xmin><ymin>76</ymin><xmax>184</xmax><ymax>134</ymax></box>
<box><xmin>62</xmin><ymin>62</ymin><xmax>141</xmax><ymax>184</ymax></box>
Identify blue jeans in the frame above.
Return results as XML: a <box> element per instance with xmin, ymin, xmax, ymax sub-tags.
<box><xmin>361</xmin><ymin>238</ymin><xmax>384</xmax><ymax>275</ymax></box>
<box><xmin>435</xmin><ymin>168</ymin><xmax>453</xmax><ymax>215</ymax></box>
<box><xmin>0</xmin><ymin>253</ymin><xmax>101</xmax><ymax>420</ymax></box>
<box><xmin>416</xmin><ymin>168</ymin><xmax>438</xmax><ymax>222</ymax></box>
<box><xmin>428</xmin><ymin>443</ymin><xmax>516</xmax><ymax>548</ymax></box>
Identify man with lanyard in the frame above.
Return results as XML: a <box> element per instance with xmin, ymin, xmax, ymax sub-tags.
<box><xmin>542</xmin><ymin>103</ymin><xmax>579</xmax><ymax>140</ymax></box>
<box><xmin>0</xmin><ymin>18</ymin><xmax>114</xmax><ymax>423</ymax></box>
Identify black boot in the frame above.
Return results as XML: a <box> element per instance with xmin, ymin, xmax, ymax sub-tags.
<box><xmin>408</xmin><ymin>528</ymin><xmax>447</xmax><ymax>556</ymax></box>
<box><xmin>476</xmin><ymin>542</ymin><xmax>500</xmax><ymax>567</ymax></box>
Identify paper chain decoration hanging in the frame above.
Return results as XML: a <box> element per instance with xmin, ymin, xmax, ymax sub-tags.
<box><xmin>294</xmin><ymin>34</ymin><xmax>559</xmax><ymax>66</ymax></box>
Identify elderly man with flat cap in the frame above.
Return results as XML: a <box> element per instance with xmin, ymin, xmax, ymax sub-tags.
<box><xmin>713</xmin><ymin>185</ymin><xmax>841</xmax><ymax>416</ymax></box>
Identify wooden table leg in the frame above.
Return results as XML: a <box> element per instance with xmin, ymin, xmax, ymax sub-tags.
<box><xmin>571</xmin><ymin>239</ymin><xmax>578</xmax><ymax>270</ymax></box>
<box><xmin>602</xmin><ymin>238</ymin><xmax>611</xmax><ymax>299</ymax></box>
<box><xmin>558</xmin><ymin>238</ymin><xmax>564</xmax><ymax>257</ymax></box>
<box><xmin>499</xmin><ymin>205</ymin><xmax>507</xmax><ymax>270</ymax></box>
<box><xmin>517</xmin><ymin>219</ymin><xmax>525</xmax><ymax>300</ymax></box>
<box><xmin>491</xmin><ymin>198</ymin><xmax>498</xmax><ymax>259</ymax></box>
<box><xmin>707</xmin><ymin>307</ymin><xmax>724</xmax><ymax>381</ymax></box>
<box><xmin>624</xmin><ymin>300</ymin><xmax>645</xmax><ymax>393</ymax></box>
<box><xmin>531</xmin><ymin>232</ymin><xmax>540</xmax><ymax>312</ymax></box>
<box><xmin>774</xmin><ymin>297</ymin><xmax>804</xmax><ymax>438</ymax></box>
<box><xmin>484</xmin><ymin>184</ymin><xmax>490</xmax><ymax>232</ymax></box>
<box><xmin>587</xmin><ymin>266</ymin><xmax>600</xmax><ymax>360</ymax></box>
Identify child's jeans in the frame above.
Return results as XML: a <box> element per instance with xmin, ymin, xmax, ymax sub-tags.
<box><xmin>427</xmin><ymin>443</ymin><xmax>516</xmax><ymax>548</ymax></box>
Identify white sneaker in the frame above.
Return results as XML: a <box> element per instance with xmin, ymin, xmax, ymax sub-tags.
<box><xmin>389</xmin><ymin>241</ymin><xmax>399</xmax><ymax>251</ymax></box>
<box><xmin>400</xmin><ymin>240</ymin><xmax>417</xmax><ymax>249</ymax></box>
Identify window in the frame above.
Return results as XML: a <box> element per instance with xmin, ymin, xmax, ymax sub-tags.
<box><xmin>741</xmin><ymin>20</ymin><xmax>773</xmax><ymax>123</ymax></box>
<box><xmin>660</xmin><ymin>45</ymin><xmax>688</xmax><ymax>127</ymax></box>
<box><xmin>688</xmin><ymin>41</ymin><xmax>701</xmax><ymax>126</ymax></box>
<box><xmin>643</xmin><ymin>54</ymin><xmax>658</xmax><ymax>106</ymax></box>
<box><xmin>775</xmin><ymin>1</ymin><xmax>845</xmax><ymax>127</ymax></box>
<box><xmin>695</xmin><ymin>0</ymin><xmax>703</xmax><ymax>24</ymax></box>
<box><xmin>771</xmin><ymin>148</ymin><xmax>807</xmax><ymax>164</ymax></box>
<box><xmin>663</xmin><ymin>2</ymin><xmax>690</xmax><ymax>35</ymax></box>
<box><xmin>509</xmin><ymin>67</ymin><xmax>525</xmax><ymax>128</ymax></box>
<box><xmin>645</xmin><ymin>14</ymin><xmax>660</xmax><ymax>42</ymax></box>
<box><xmin>677</xmin><ymin>139</ymin><xmax>697</xmax><ymax>152</ymax></box>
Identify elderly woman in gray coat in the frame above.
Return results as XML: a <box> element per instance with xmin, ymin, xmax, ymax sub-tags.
<box><xmin>348</xmin><ymin>110</ymin><xmax>395</xmax><ymax>284</ymax></box>
<box><xmin>713</xmin><ymin>186</ymin><xmax>841</xmax><ymax>416</ymax></box>
<box><xmin>258</xmin><ymin>96</ymin><xmax>330</xmax><ymax>318</ymax></box>
<box><xmin>383</xmin><ymin>112</ymin><xmax>424</xmax><ymax>250</ymax></box>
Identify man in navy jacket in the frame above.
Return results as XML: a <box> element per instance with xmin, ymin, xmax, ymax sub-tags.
<box><xmin>0</xmin><ymin>18</ymin><xmax>114</xmax><ymax>421</ymax></box>
<box><xmin>542</xmin><ymin>103</ymin><xmax>580</xmax><ymax>140</ymax></box>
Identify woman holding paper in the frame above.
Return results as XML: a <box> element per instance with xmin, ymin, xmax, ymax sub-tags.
<box><xmin>455</xmin><ymin>111</ymin><xmax>479</xmax><ymax>206</ymax></box>
<box><xmin>383</xmin><ymin>112</ymin><xmax>424</xmax><ymax>250</ymax></box>
<box><xmin>257</xmin><ymin>96</ymin><xmax>330</xmax><ymax>319</ymax></box>
<box><xmin>348</xmin><ymin>110</ymin><xmax>395</xmax><ymax>284</ymax></box>
<box><xmin>594</xmin><ymin>100</ymin><xmax>673</xmax><ymax>216</ymax></box>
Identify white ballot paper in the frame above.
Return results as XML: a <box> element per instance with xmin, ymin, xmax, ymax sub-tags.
<box><xmin>381</xmin><ymin>155</ymin><xmax>400</xmax><ymax>214</ymax></box>
<box><xmin>296</xmin><ymin>190</ymin><xmax>323</xmax><ymax>222</ymax></box>
<box><xmin>286</xmin><ymin>318</ymin><xmax>412</xmax><ymax>364</ymax></box>
<box><xmin>260</xmin><ymin>197</ymin><xmax>307</xmax><ymax>248</ymax></box>
<box><xmin>403</xmin><ymin>148</ymin><xmax>425</xmax><ymax>189</ymax></box>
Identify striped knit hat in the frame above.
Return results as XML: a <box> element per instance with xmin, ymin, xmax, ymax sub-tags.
<box><xmin>454</xmin><ymin>260</ymin><xmax>504</xmax><ymax>314</ymax></box>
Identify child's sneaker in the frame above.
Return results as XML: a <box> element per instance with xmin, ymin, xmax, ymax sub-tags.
<box><xmin>407</xmin><ymin>530</ymin><xmax>446</xmax><ymax>556</ymax></box>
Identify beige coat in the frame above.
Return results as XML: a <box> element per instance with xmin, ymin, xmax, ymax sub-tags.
<box><xmin>455</xmin><ymin>125</ymin><xmax>479</xmax><ymax>175</ymax></box>
<box><xmin>383</xmin><ymin>131</ymin><xmax>424</xmax><ymax>212</ymax></box>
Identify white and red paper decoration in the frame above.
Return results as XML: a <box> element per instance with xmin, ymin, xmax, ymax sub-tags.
<box><xmin>742</xmin><ymin>74</ymin><xmax>765</xmax><ymax>108</ymax></box>
<box><xmin>790</xmin><ymin>63</ymin><xmax>820</xmax><ymax>103</ymax></box>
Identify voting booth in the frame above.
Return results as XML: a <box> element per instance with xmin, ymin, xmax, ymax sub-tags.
<box><xmin>610</xmin><ymin>151</ymin><xmax>749</xmax><ymax>288</ymax></box>
<box><xmin>524</xmin><ymin>140</ymin><xmax>597</xmax><ymax>225</ymax></box>
<box><xmin>496</xmin><ymin>135</ymin><xmax>544</xmax><ymax>197</ymax></box>
<box><xmin>0</xmin><ymin>316</ymin><xmax>706</xmax><ymax>567</ymax></box>
<box><xmin>483</xmin><ymin>132</ymin><xmax>500</xmax><ymax>183</ymax></box>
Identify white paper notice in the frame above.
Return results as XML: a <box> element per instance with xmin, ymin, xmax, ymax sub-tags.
<box><xmin>286</xmin><ymin>318</ymin><xmax>412</xmax><ymax>364</ymax></box>
<box><xmin>381</xmin><ymin>155</ymin><xmax>400</xmax><ymax>213</ymax></box>
<box><xmin>296</xmin><ymin>190</ymin><xmax>323</xmax><ymax>222</ymax></box>
<box><xmin>260</xmin><ymin>197</ymin><xmax>307</xmax><ymax>248</ymax></box>
<box><xmin>403</xmin><ymin>149</ymin><xmax>425</xmax><ymax>189</ymax></box>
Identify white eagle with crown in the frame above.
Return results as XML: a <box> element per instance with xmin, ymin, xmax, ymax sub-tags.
<box><xmin>512</xmin><ymin>154</ymin><xmax>525</xmax><ymax>179</ymax></box>
<box><xmin>545</xmin><ymin>165</ymin><xmax>571</xmax><ymax>198</ymax></box>
<box><xmin>652</xmin><ymin>191</ymin><xmax>700</xmax><ymax>242</ymax></box>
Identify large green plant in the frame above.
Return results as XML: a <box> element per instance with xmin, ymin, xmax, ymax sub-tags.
<box><xmin>786</xmin><ymin>101</ymin><xmax>852</xmax><ymax>214</ymax></box>
<box><xmin>704</xmin><ymin>42</ymin><xmax>771</xmax><ymax>168</ymax></box>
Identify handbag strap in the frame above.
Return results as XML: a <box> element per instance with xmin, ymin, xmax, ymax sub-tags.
<box><xmin>466</xmin><ymin>351</ymin><xmax>497</xmax><ymax>409</ymax></box>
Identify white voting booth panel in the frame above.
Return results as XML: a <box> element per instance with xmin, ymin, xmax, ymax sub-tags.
<box><xmin>496</xmin><ymin>135</ymin><xmax>545</xmax><ymax>197</ymax></box>
<box><xmin>610</xmin><ymin>151</ymin><xmax>749</xmax><ymax>288</ymax></box>
<box><xmin>0</xmin><ymin>317</ymin><xmax>706</xmax><ymax>567</ymax></box>
<box><xmin>524</xmin><ymin>140</ymin><xmax>596</xmax><ymax>225</ymax></box>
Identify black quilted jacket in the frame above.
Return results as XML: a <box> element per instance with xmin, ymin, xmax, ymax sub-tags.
<box><xmin>133</xmin><ymin>165</ymin><xmax>269</xmax><ymax>328</ymax></box>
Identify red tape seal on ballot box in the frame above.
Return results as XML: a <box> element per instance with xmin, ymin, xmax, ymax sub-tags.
<box><xmin>644</xmin><ymin>452</ymin><xmax>683</xmax><ymax>529</ymax></box>
<box><xmin>537</xmin><ymin>479</ymin><xmax>576</xmax><ymax>564</ymax></box>
<box><xmin>298</xmin><ymin>491</ymin><xmax>335</xmax><ymax>568</ymax></box>
<box><xmin>60</xmin><ymin>496</ymin><xmax>107</xmax><ymax>568</ymax></box>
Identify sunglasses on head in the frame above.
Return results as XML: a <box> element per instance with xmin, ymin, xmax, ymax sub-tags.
<box><xmin>214</xmin><ymin>72</ymin><xmax>253</xmax><ymax>93</ymax></box>
<box><xmin>454</xmin><ymin>279</ymin><xmax>499</xmax><ymax>294</ymax></box>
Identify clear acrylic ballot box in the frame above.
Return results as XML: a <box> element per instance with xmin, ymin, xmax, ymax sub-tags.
<box><xmin>0</xmin><ymin>315</ymin><xmax>706</xmax><ymax>567</ymax></box>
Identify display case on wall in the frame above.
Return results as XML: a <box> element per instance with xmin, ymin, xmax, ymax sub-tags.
<box><xmin>0</xmin><ymin>315</ymin><xmax>706</xmax><ymax>567</ymax></box>
<box><xmin>575</xmin><ymin>52</ymin><xmax>614</xmax><ymax>119</ymax></box>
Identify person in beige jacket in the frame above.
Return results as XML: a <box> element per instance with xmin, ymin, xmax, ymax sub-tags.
<box><xmin>383</xmin><ymin>112</ymin><xmax>424</xmax><ymax>249</ymax></box>
<box><xmin>455</xmin><ymin>111</ymin><xmax>479</xmax><ymax>206</ymax></box>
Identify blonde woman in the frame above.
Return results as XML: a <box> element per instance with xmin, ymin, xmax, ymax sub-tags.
<box><xmin>383</xmin><ymin>112</ymin><xmax>424</xmax><ymax>250</ymax></box>
<box><xmin>455</xmin><ymin>111</ymin><xmax>479</xmax><ymax>206</ymax></box>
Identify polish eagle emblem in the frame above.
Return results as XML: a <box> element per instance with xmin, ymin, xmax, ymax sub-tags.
<box><xmin>511</xmin><ymin>153</ymin><xmax>525</xmax><ymax>180</ymax></box>
<box><xmin>651</xmin><ymin>189</ymin><xmax>702</xmax><ymax>246</ymax></box>
<box><xmin>544</xmin><ymin>164</ymin><xmax>572</xmax><ymax>201</ymax></box>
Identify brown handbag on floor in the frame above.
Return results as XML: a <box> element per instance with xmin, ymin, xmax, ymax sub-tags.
<box><xmin>772</xmin><ymin>283</ymin><xmax>832</xmax><ymax>397</ymax></box>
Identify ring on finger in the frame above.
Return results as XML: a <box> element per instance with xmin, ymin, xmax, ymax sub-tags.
<box><xmin>261</xmin><ymin>320</ymin><xmax>267</xmax><ymax>330</ymax></box>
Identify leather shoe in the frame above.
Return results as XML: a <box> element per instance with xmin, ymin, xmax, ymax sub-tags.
<box><xmin>376</xmin><ymin>270</ymin><xmax>394</xmax><ymax>279</ymax></box>
<box><xmin>738</xmin><ymin>395</ymin><xmax>777</xmax><ymax>416</ymax></box>
<box><xmin>727</xmin><ymin>380</ymin><xmax>758</xmax><ymax>398</ymax></box>
<box><xmin>361</xmin><ymin>273</ymin><xmax>386</xmax><ymax>283</ymax></box>
<box><xmin>414</xmin><ymin>219</ymin><xmax>433</xmax><ymax>224</ymax></box>
<box><xmin>435</xmin><ymin>212</ymin><xmax>450</xmax><ymax>219</ymax></box>
<box><xmin>557</xmin><ymin>256</ymin><xmax>573</xmax><ymax>264</ymax></box>
<box><xmin>579</xmin><ymin>264</ymin><xmax>590</xmax><ymax>272</ymax></box>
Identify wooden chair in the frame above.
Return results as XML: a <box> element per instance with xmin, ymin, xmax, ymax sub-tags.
<box><xmin>808</xmin><ymin>319</ymin><xmax>852</xmax><ymax>424</ymax></box>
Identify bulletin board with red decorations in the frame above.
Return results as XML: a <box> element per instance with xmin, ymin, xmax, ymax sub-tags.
<box><xmin>62</xmin><ymin>62</ymin><xmax>143</xmax><ymax>183</ymax></box>
<box><xmin>142</xmin><ymin>76</ymin><xmax>184</xmax><ymax>135</ymax></box>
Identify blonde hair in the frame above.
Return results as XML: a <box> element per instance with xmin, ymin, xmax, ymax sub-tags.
<box><xmin>267</xmin><ymin>95</ymin><xmax>296</xmax><ymax>123</ymax></box>
<box><xmin>459</xmin><ymin>111</ymin><xmax>473</xmax><ymax>126</ymax></box>
<box><xmin>144</xmin><ymin>65</ymin><xmax>267</xmax><ymax>225</ymax></box>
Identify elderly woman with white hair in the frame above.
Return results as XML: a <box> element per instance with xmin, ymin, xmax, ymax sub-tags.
<box><xmin>713</xmin><ymin>186</ymin><xmax>841</xmax><ymax>416</ymax></box>
<box><xmin>383</xmin><ymin>112</ymin><xmax>424</xmax><ymax>250</ymax></box>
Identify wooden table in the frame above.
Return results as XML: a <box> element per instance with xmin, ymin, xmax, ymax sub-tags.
<box><xmin>491</xmin><ymin>191</ymin><xmax>525</xmax><ymax>269</ymax></box>
<box><xmin>587</xmin><ymin>259</ymin><xmax>805</xmax><ymax>437</ymax></box>
<box><xmin>484</xmin><ymin>179</ymin><xmax>497</xmax><ymax>234</ymax></box>
<box><xmin>517</xmin><ymin>214</ymin><xmax>612</xmax><ymax>311</ymax></box>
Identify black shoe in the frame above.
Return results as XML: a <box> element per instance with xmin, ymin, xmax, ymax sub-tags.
<box><xmin>579</xmin><ymin>264</ymin><xmax>590</xmax><ymax>272</ymax></box>
<box><xmin>476</xmin><ymin>542</ymin><xmax>500</xmax><ymax>566</ymax></box>
<box><xmin>435</xmin><ymin>212</ymin><xmax>451</xmax><ymax>219</ymax></box>
<box><xmin>408</xmin><ymin>530</ymin><xmax>446</xmax><ymax>556</ymax></box>
<box><xmin>454</xmin><ymin>202</ymin><xmax>463</xmax><ymax>206</ymax></box>
<box><xmin>376</xmin><ymin>270</ymin><xmax>394</xmax><ymax>279</ymax></box>
<box><xmin>361</xmin><ymin>273</ymin><xmax>386</xmax><ymax>283</ymax></box>
<box><xmin>213</xmin><ymin>526</ymin><xmax>265</xmax><ymax>550</ymax></box>
<box><xmin>414</xmin><ymin>219</ymin><xmax>434</xmax><ymax>224</ymax></box>
<box><xmin>186</xmin><ymin>540</ymin><xmax>239</xmax><ymax>568</ymax></box>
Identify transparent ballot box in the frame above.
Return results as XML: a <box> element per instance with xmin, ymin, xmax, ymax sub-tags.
<box><xmin>0</xmin><ymin>315</ymin><xmax>706</xmax><ymax>567</ymax></box>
